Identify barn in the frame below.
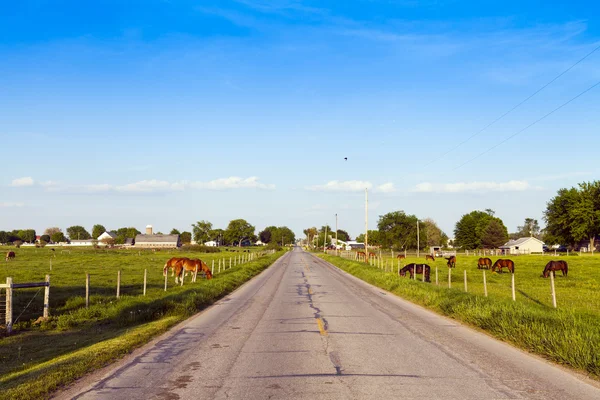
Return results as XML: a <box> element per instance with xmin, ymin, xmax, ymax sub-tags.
<box><xmin>500</xmin><ymin>237</ymin><xmax>544</xmax><ymax>255</ymax></box>
<box><xmin>134</xmin><ymin>234</ymin><xmax>181</xmax><ymax>248</ymax></box>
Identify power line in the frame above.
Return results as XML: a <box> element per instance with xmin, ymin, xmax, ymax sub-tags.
<box><xmin>424</xmin><ymin>42</ymin><xmax>600</xmax><ymax>168</ymax></box>
<box><xmin>452</xmin><ymin>79</ymin><xmax>600</xmax><ymax>171</ymax></box>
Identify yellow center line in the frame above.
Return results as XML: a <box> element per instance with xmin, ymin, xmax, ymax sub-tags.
<box><xmin>316</xmin><ymin>318</ymin><xmax>327</xmax><ymax>336</ymax></box>
<box><xmin>308</xmin><ymin>288</ymin><xmax>313</xmax><ymax>295</ymax></box>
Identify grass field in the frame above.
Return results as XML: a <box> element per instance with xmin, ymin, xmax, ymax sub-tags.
<box><xmin>318</xmin><ymin>252</ymin><xmax>600</xmax><ymax>379</ymax></box>
<box><xmin>0</xmin><ymin>246</ymin><xmax>286</xmax><ymax>399</ymax></box>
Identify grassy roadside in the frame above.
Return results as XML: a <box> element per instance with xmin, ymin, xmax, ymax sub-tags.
<box><xmin>0</xmin><ymin>250</ymin><xmax>287</xmax><ymax>400</ymax></box>
<box><xmin>318</xmin><ymin>254</ymin><xmax>600</xmax><ymax>380</ymax></box>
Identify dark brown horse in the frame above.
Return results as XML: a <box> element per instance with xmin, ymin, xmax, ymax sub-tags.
<box><xmin>356</xmin><ymin>251</ymin><xmax>367</xmax><ymax>261</ymax></box>
<box><xmin>369</xmin><ymin>252</ymin><xmax>377</xmax><ymax>259</ymax></box>
<box><xmin>477</xmin><ymin>257</ymin><xmax>492</xmax><ymax>269</ymax></box>
<box><xmin>396</xmin><ymin>254</ymin><xmax>406</xmax><ymax>260</ymax></box>
<box><xmin>492</xmin><ymin>259</ymin><xmax>515</xmax><ymax>273</ymax></box>
<box><xmin>425</xmin><ymin>254</ymin><xmax>435</xmax><ymax>261</ymax></box>
<box><xmin>445</xmin><ymin>256</ymin><xmax>456</xmax><ymax>268</ymax></box>
<box><xmin>5</xmin><ymin>251</ymin><xmax>15</xmax><ymax>261</ymax></box>
<box><xmin>399</xmin><ymin>263</ymin><xmax>431</xmax><ymax>282</ymax></box>
<box><xmin>542</xmin><ymin>260</ymin><xmax>568</xmax><ymax>278</ymax></box>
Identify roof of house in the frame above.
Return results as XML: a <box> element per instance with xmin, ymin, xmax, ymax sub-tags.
<box><xmin>500</xmin><ymin>237</ymin><xmax>544</xmax><ymax>248</ymax></box>
<box><xmin>134</xmin><ymin>234</ymin><xmax>179</xmax><ymax>243</ymax></box>
<box><xmin>99</xmin><ymin>231</ymin><xmax>117</xmax><ymax>239</ymax></box>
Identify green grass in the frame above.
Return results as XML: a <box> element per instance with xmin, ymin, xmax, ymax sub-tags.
<box><xmin>0</xmin><ymin>246</ymin><xmax>286</xmax><ymax>399</ymax></box>
<box><xmin>318</xmin><ymin>253</ymin><xmax>600</xmax><ymax>379</ymax></box>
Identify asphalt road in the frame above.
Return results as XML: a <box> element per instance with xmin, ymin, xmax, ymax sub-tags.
<box><xmin>58</xmin><ymin>247</ymin><xmax>600</xmax><ymax>399</ymax></box>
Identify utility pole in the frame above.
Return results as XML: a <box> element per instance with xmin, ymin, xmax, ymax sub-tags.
<box><xmin>323</xmin><ymin>225</ymin><xmax>328</xmax><ymax>252</ymax></box>
<box><xmin>365</xmin><ymin>188</ymin><xmax>369</xmax><ymax>256</ymax></box>
<box><xmin>417</xmin><ymin>220</ymin><xmax>420</xmax><ymax>258</ymax></box>
<box><xmin>335</xmin><ymin>213</ymin><xmax>338</xmax><ymax>254</ymax></box>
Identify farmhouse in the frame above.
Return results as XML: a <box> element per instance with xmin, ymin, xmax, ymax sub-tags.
<box><xmin>204</xmin><ymin>240</ymin><xmax>217</xmax><ymax>247</ymax></box>
<box><xmin>97</xmin><ymin>231</ymin><xmax>117</xmax><ymax>241</ymax></box>
<box><xmin>345</xmin><ymin>241</ymin><xmax>365</xmax><ymax>250</ymax></box>
<box><xmin>70</xmin><ymin>239</ymin><xmax>95</xmax><ymax>246</ymax></box>
<box><xmin>500</xmin><ymin>237</ymin><xmax>544</xmax><ymax>255</ymax></box>
<box><xmin>134</xmin><ymin>234</ymin><xmax>181</xmax><ymax>248</ymax></box>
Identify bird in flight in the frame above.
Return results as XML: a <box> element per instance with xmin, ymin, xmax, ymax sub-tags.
<box><xmin>344</xmin><ymin>157</ymin><xmax>348</xmax><ymax>161</ymax></box>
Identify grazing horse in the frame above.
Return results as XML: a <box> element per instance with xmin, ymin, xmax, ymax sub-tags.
<box><xmin>5</xmin><ymin>251</ymin><xmax>15</xmax><ymax>261</ymax></box>
<box><xmin>445</xmin><ymin>256</ymin><xmax>456</xmax><ymax>268</ymax></box>
<box><xmin>369</xmin><ymin>252</ymin><xmax>377</xmax><ymax>259</ymax></box>
<box><xmin>182</xmin><ymin>258</ymin><xmax>213</xmax><ymax>281</ymax></box>
<box><xmin>396</xmin><ymin>254</ymin><xmax>406</xmax><ymax>260</ymax></box>
<box><xmin>356</xmin><ymin>251</ymin><xmax>367</xmax><ymax>261</ymax></box>
<box><xmin>425</xmin><ymin>254</ymin><xmax>435</xmax><ymax>261</ymax></box>
<box><xmin>542</xmin><ymin>260</ymin><xmax>568</xmax><ymax>278</ymax></box>
<box><xmin>477</xmin><ymin>257</ymin><xmax>492</xmax><ymax>269</ymax></box>
<box><xmin>492</xmin><ymin>259</ymin><xmax>515</xmax><ymax>274</ymax></box>
<box><xmin>399</xmin><ymin>263</ymin><xmax>431</xmax><ymax>282</ymax></box>
<box><xmin>163</xmin><ymin>257</ymin><xmax>188</xmax><ymax>283</ymax></box>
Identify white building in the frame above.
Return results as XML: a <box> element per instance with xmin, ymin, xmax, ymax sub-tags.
<box><xmin>204</xmin><ymin>240</ymin><xmax>217</xmax><ymax>247</ymax></box>
<box><xmin>500</xmin><ymin>237</ymin><xmax>545</xmax><ymax>255</ymax></box>
<box><xmin>97</xmin><ymin>231</ymin><xmax>117</xmax><ymax>242</ymax></box>
<box><xmin>134</xmin><ymin>234</ymin><xmax>180</xmax><ymax>248</ymax></box>
<box><xmin>70</xmin><ymin>239</ymin><xmax>95</xmax><ymax>246</ymax></box>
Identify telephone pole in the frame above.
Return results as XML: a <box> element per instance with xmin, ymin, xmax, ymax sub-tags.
<box><xmin>335</xmin><ymin>213</ymin><xmax>338</xmax><ymax>254</ymax></box>
<box><xmin>417</xmin><ymin>220</ymin><xmax>420</xmax><ymax>258</ymax></box>
<box><xmin>365</xmin><ymin>188</ymin><xmax>369</xmax><ymax>257</ymax></box>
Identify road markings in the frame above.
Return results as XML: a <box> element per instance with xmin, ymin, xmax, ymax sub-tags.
<box><xmin>316</xmin><ymin>317</ymin><xmax>327</xmax><ymax>336</ymax></box>
<box><xmin>308</xmin><ymin>287</ymin><xmax>313</xmax><ymax>295</ymax></box>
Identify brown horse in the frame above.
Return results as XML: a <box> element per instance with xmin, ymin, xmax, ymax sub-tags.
<box><xmin>182</xmin><ymin>258</ymin><xmax>213</xmax><ymax>281</ymax></box>
<box><xmin>5</xmin><ymin>251</ymin><xmax>15</xmax><ymax>261</ymax></box>
<box><xmin>356</xmin><ymin>251</ymin><xmax>367</xmax><ymax>261</ymax></box>
<box><xmin>445</xmin><ymin>256</ymin><xmax>456</xmax><ymax>268</ymax></box>
<box><xmin>369</xmin><ymin>252</ymin><xmax>377</xmax><ymax>259</ymax></box>
<box><xmin>399</xmin><ymin>263</ymin><xmax>431</xmax><ymax>282</ymax></box>
<box><xmin>542</xmin><ymin>260</ymin><xmax>568</xmax><ymax>278</ymax></box>
<box><xmin>425</xmin><ymin>254</ymin><xmax>435</xmax><ymax>261</ymax></box>
<box><xmin>396</xmin><ymin>254</ymin><xmax>406</xmax><ymax>260</ymax></box>
<box><xmin>492</xmin><ymin>259</ymin><xmax>515</xmax><ymax>274</ymax></box>
<box><xmin>477</xmin><ymin>257</ymin><xmax>492</xmax><ymax>269</ymax></box>
<box><xmin>163</xmin><ymin>257</ymin><xmax>188</xmax><ymax>283</ymax></box>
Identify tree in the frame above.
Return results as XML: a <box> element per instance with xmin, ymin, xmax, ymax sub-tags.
<box><xmin>40</xmin><ymin>234</ymin><xmax>50</xmax><ymax>243</ymax></box>
<box><xmin>356</xmin><ymin>230</ymin><xmax>383</xmax><ymax>246</ymax></box>
<box><xmin>482</xmin><ymin>219</ymin><xmax>508</xmax><ymax>248</ymax></box>
<box><xmin>545</xmin><ymin>181</ymin><xmax>600</xmax><ymax>251</ymax></box>
<box><xmin>170</xmin><ymin>228</ymin><xmax>181</xmax><ymax>235</ymax></box>
<box><xmin>422</xmin><ymin>218</ymin><xmax>448</xmax><ymax>247</ymax></box>
<box><xmin>100</xmin><ymin>237</ymin><xmax>115</xmax><ymax>247</ymax></box>
<box><xmin>67</xmin><ymin>225</ymin><xmax>91</xmax><ymax>240</ymax></box>
<box><xmin>0</xmin><ymin>231</ymin><xmax>9</xmax><ymax>244</ymax></box>
<box><xmin>516</xmin><ymin>218</ymin><xmax>541</xmax><ymax>238</ymax></box>
<box><xmin>271</xmin><ymin>226</ymin><xmax>295</xmax><ymax>246</ymax></box>
<box><xmin>259</xmin><ymin>226</ymin><xmax>277</xmax><ymax>244</ymax></box>
<box><xmin>377</xmin><ymin>211</ymin><xmax>423</xmax><ymax>250</ymax></box>
<box><xmin>209</xmin><ymin>229</ymin><xmax>225</xmax><ymax>245</ymax></box>
<box><xmin>336</xmin><ymin>229</ymin><xmax>351</xmax><ymax>242</ymax></box>
<box><xmin>180</xmin><ymin>231</ymin><xmax>192</xmax><ymax>244</ymax></box>
<box><xmin>303</xmin><ymin>227</ymin><xmax>318</xmax><ymax>247</ymax></box>
<box><xmin>18</xmin><ymin>229</ymin><xmax>36</xmax><ymax>243</ymax></box>
<box><xmin>224</xmin><ymin>219</ymin><xmax>255</xmax><ymax>247</ymax></box>
<box><xmin>92</xmin><ymin>224</ymin><xmax>106</xmax><ymax>239</ymax></box>
<box><xmin>192</xmin><ymin>220</ymin><xmax>213</xmax><ymax>245</ymax></box>
<box><xmin>50</xmin><ymin>231</ymin><xmax>67</xmax><ymax>243</ymax></box>
<box><xmin>454</xmin><ymin>210</ymin><xmax>508</xmax><ymax>250</ymax></box>
<box><xmin>44</xmin><ymin>227</ymin><xmax>61</xmax><ymax>236</ymax></box>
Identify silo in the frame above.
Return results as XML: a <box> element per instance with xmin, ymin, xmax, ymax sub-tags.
<box><xmin>146</xmin><ymin>225</ymin><xmax>153</xmax><ymax>235</ymax></box>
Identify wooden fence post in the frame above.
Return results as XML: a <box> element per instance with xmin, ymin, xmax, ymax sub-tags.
<box><xmin>194</xmin><ymin>264</ymin><xmax>198</xmax><ymax>283</ymax></box>
<box><xmin>448</xmin><ymin>269</ymin><xmax>452</xmax><ymax>288</ymax></box>
<box><xmin>43</xmin><ymin>275</ymin><xmax>50</xmax><ymax>318</ymax></box>
<box><xmin>483</xmin><ymin>271</ymin><xmax>488</xmax><ymax>297</ymax></box>
<box><xmin>413</xmin><ymin>265</ymin><xmax>417</xmax><ymax>281</ymax></box>
<box><xmin>511</xmin><ymin>273</ymin><xmax>516</xmax><ymax>301</ymax></box>
<box><xmin>50</xmin><ymin>258</ymin><xmax>52</xmax><ymax>271</ymax></box>
<box><xmin>435</xmin><ymin>267</ymin><xmax>438</xmax><ymax>285</ymax></box>
<box><xmin>550</xmin><ymin>272</ymin><xmax>557</xmax><ymax>308</ymax></box>
<box><xmin>463</xmin><ymin>270</ymin><xmax>467</xmax><ymax>292</ymax></box>
<box><xmin>143</xmin><ymin>269</ymin><xmax>147</xmax><ymax>295</ymax></box>
<box><xmin>230</xmin><ymin>257</ymin><xmax>232</xmax><ymax>269</ymax></box>
<box><xmin>116</xmin><ymin>271</ymin><xmax>121</xmax><ymax>298</ymax></box>
<box><xmin>164</xmin><ymin>273</ymin><xmax>168</xmax><ymax>291</ymax></box>
<box><xmin>212</xmin><ymin>260</ymin><xmax>215</xmax><ymax>276</ymax></box>
<box><xmin>86</xmin><ymin>273</ymin><xmax>90</xmax><ymax>307</ymax></box>
<box><xmin>6</xmin><ymin>277</ymin><xmax>13</xmax><ymax>334</ymax></box>
<box><xmin>422</xmin><ymin>266</ymin><xmax>425</xmax><ymax>282</ymax></box>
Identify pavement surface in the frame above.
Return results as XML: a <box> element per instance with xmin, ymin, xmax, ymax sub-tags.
<box><xmin>56</xmin><ymin>247</ymin><xmax>600</xmax><ymax>399</ymax></box>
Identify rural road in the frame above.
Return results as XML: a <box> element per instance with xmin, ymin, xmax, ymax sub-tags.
<box><xmin>58</xmin><ymin>247</ymin><xmax>600</xmax><ymax>399</ymax></box>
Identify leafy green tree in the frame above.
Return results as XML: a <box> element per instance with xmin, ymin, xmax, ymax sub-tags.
<box><xmin>18</xmin><ymin>229</ymin><xmax>37</xmax><ymax>243</ymax></box>
<box><xmin>356</xmin><ymin>230</ymin><xmax>383</xmax><ymax>246</ymax></box>
<box><xmin>50</xmin><ymin>231</ymin><xmax>67</xmax><ymax>243</ymax></box>
<box><xmin>180</xmin><ymin>231</ymin><xmax>192</xmax><ymax>244</ymax></box>
<box><xmin>303</xmin><ymin>227</ymin><xmax>318</xmax><ymax>247</ymax></box>
<box><xmin>170</xmin><ymin>228</ymin><xmax>181</xmax><ymax>235</ymax></box>
<box><xmin>336</xmin><ymin>229</ymin><xmax>350</xmax><ymax>242</ymax></box>
<box><xmin>224</xmin><ymin>219</ymin><xmax>255</xmax><ymax>247</ymax></box>
<box><xmin>209</xmin><ymin>229</ymin><xmax>225</xmax><ymax>245</ymax></box>
<box><xmin>482</xmin><ymin>219</ymin><xmax>508</xmax><ymax>248</ymax></box>
<box><xmin>44</xmin><ymin>227</ymin><xmax>61</xmax><ymax>236</ymax></box>
<box><xmin>92</xmin><ymin>224</ymin><xmax>106</xmax><ymax>239</ymax></box>
<box><xmin>67</xmin><ymin>225</ymin><xmax>91</xmax><ymax>240</ymax></box>
<box><xmin>0</xmin><ymin>231</ymin><xmax>9</xmax><ymax>244</ymax></box>
<box><xmin>40</xmin><ymin>234</ymin><xmax>50</xmax><ymax>243</ymax></box>
<box><xmin>271</xmin><ymin>226</ymin><xmax>295</xmax><ymax>246</ymax></box>
<box><xmin>192</xmin><ymin>220</ymin><xmax>213</xmax><ymax>244</ymax></box>
<box><xmin>454</xmin><ymin>210</ymin><xmax>508</xmax><ymax>249</ymax></box>
<box><xmin>377</xmin><ymin>211</ymin><xmax>423</xmax><ymax>250</ymax></box>
<box><xmin>422</xmin><ymin>218</ymin><xmax>448</xmax><ymax>247</ymax></box>
<box><xmin>545</xmin><ymin>182</ymin><xmax>600</xmax><ymax>250</ymax></box>
<box><xmin>516</xmin><ymin>218</ymin><xmax>541</xmax><ymax>238</ymax></box>
<box><xmin>259</xmin><ymin>226</ymin><xmax>277</xmax><ymax>243</ymax></box>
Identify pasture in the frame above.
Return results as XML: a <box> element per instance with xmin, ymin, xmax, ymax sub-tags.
<box><xmin>319</xmin><ymin>252</ymin><xmax>600</xmax><ymax>379</ymax></box>
<box><xmin>0</xmin><ymin>246</ymin><xmax>286</xmax><ymax>399</ymax></box>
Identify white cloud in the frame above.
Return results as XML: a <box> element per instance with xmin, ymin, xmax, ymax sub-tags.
<box><xmin>307</xmin><ymin>180</ymin><xmax>372</xmax><ymax>192</ymax></box>
<box><xmin>375</xmin><ymin>182</ymin><xmax>396</xmax><ymax>193</ymax></box>
<box><xmin>115</xmin><ymin>180</ymin><xmax>186</xmax><ymax>193</ymax></box>
<box><xmin>10</xmin><ymin>177</ymin><xmax>34</xmax><ymax>187</ymax></box>
<box><xmin>0</xmin><ymin>202</ymin><xmax>24</xmax><ymax>208</ymax></box>
<box><xmin>411</xmin><ymin>180</ymin><xmax>536</xmax><ymax>193</ymax></box>
<box><xmin>190</xmin><ymin>176</ymin><xmax>275</xmax><ymax>190</ymax></box>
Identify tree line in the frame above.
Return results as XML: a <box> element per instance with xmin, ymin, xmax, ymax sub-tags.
<box><xmin>192</xmin><ymin>220</ymin><xmax>296</xmax><ymax>247</ymax></box>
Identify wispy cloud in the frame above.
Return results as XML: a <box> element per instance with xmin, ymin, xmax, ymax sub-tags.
<box><xmin>10</xmin><ymin>177</ymin><xmax>34</xmax><ymax>187</ymax></box>
<box><xmin>411</xmin><ymin>180</ymin><xmax>538</xmax><ymax>193</ymax></box>
<box><xmin>375</xmin><ymin>182</ymin><xmax>396</xmax><ymax>193</ymax></box>
<box><xmin>306</xmin><ymin>180</ymin><xmax>372</xmax><ymax>192</ymax></box>
<box><xmin>0</xmin><ymin>202</ymin><xmax>25</xmax><ymax>208</ymax></box>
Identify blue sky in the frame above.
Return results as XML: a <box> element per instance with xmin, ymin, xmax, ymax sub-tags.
<box><xmin>1</xmin><ymin>0</ymin><xmax>600</xmax><ymax>239</ymax></box>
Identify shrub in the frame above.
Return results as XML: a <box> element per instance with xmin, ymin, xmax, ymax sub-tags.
<box><xmin>180</xmin><ymin>244</ymin><xmax>221</xmax><ymax>253</ymax></box>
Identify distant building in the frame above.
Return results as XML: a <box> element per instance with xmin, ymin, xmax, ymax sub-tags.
<box><xmin>134</xmin><ymin>234</ymin><xmax>180</xmax><ymax>248</ymax></box>
<box><xmin>97</xmin><ymin>231</ymin><xmax>117</xmax><ymax>242</ymax></box>
<box><xmin>500</xmin><ymin>237</ymin><xmax>544</xmax><ymax>255</ymax></box>
<box><xmin>204</xmin><ymin>240</ymin><xmax>217</xmax><ymax>247</ymax></box>
<box><xmin>345</xmin><ymin>241</ymin><xmax>365</xmax><ymax>250</ymax></box>
<box><xmin>70</xmin><ymin>239</ymin><xmax>95</xmax><ymax>246</ymax></box>
<box><xmin>255</xmin><ymin>240</ymin><xmax>266</xmax><ymax>246</ymax></box>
